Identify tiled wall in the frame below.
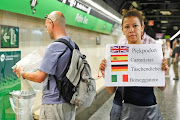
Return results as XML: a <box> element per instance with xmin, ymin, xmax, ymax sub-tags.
<box><xmin>0</xmin><ymin>10</ymin><xmax>124</xmax><ymax>91</ymax></box>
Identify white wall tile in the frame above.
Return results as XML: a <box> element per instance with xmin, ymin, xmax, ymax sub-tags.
<box><xmin>0</xmin><ymin>10</ymin><xmax>123</xmax><ymax>91</ymax></box>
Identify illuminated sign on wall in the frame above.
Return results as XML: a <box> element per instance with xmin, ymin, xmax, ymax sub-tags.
<box><xmin>58</xmin><ymin>0</ymin><xmax>91</xmax><ymax>14</ymax></box>
<box><xmin>1</xmin><ymin>25</ymin><xmax>19</xmax><ymax>48</ymax></box>
<box><xmin>0</xmin><ymin>0</ymin><xmax>113</xmax><ymax>34</ymax></box>
<box><xmin>148</xmin><ymin>20</ymin><xmax>154</xmax><ymax>26</ymax></box>
<box><xmin>156</xmin><ymin>33</ymin><xmax>164</xmax><ymax>39</ymax></box>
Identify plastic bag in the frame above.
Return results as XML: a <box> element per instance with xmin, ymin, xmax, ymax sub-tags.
<box><xmin>9</xmin><ymin>90</ymin><xmax>36</xmax><ymax>120</ymax></box>
<box><xmin>12</xmin><ymin>50</ymin><xmax>43</xmax><ymax>91</ymax></box>
<box><xmin>11</xmin><ymin>50</ymin><xmax>43</xmax><ymax>119</ymax></box>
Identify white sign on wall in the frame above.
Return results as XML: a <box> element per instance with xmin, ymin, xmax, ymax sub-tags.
<box><xmin>105</xmin><ymin>44</ymin><xmax>165</xmax><ymax>87</ymax></box>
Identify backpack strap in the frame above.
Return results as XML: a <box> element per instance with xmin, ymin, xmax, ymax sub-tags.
<box><xmin>47</xmin><ymin>47</ymin><xmax>68</xmax><ymax>90</ymax></box>
<box><xmin>54</xmin><ymin>38</ymin><xmax>76</xmax><ymax>78</ymax></box>
<box><xmin>121</xmin><ymin>87</ymin><xmax>124</xmax><ymax>103</ymax></box>
<box><xmin>75</xmin><ymin>43</ymin><xmax>79</xmax><ymax>50</ymax></box>
<box><xmin>55</xmin><ymin>38</ymin><xmax>79</xmax><ymax>51</ymax></box>
<box><xmin>54</xmin><ymin>75</ymin><xmax>62</xmax><ymax>101</ymax></box>
<box><xmin>50</xmin><ymin>38</ymin><xmax>78</xmax><ymax>101</ymax></box>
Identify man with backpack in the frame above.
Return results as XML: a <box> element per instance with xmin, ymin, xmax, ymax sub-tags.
<box><xmin>14</xmin><ymin>11</ymin><xmax>76</xmax><ymax>120</ymax></box>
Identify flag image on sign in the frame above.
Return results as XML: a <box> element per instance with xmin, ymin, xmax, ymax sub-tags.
<box><xmin>123</xmin><ymin>75</ymin><xmax>128</xmax><ymax>82</ymax></box>
<box><xmin>112</xmin><ymin>75</ymin><xmax>117</xmax><ymax>82</ymax></box>
<box><xmin>110</xmin><ymin>45</ymin><xmax>129</xmax><ymax>53</ymax></box>
<box><xmin>110</xmin><ymin>46</ymin><xmax>120</xmax><ymax>53</ymax></box>
<box><xmin>111</xmin><ymin>64</ymin><xmax>128</xmax><ymax>71</ymax></box>
<box><xmin>120</xmin><ymin>46</ymin><xmax>129</xmax><ymax>53</ymax></box>
<box><xmin>106</xmin><ymin>44</ymin><xmax>165</xmax><ymax>87</ymax></box>
<box><xmin>111</xmin><ymin>55</ymin><xmax>128</xmax><ymax>62</ymax></box>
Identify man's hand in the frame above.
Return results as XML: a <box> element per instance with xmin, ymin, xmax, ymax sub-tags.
<box><xmin>173</xmin><ymin>58</ymin><xmax>177</xmax><ymax>63</ymax></box>
<box><xmin>13</xmin><ymin>66</ymin><xmax>24</xmax><ymax>79</ymax></box>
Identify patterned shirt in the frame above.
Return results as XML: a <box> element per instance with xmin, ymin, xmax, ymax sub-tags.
<box><xmin>118</xmin><ymin>32</ymin><xmax>156</xmax><ymax>44</ymax></box>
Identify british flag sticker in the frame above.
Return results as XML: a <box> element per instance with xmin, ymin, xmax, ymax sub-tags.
<box><xmin>110</xmin><ymin>45</ymin><xmax>129</xmax><ymax>53</ymax></box>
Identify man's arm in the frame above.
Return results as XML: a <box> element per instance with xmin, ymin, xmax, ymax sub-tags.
<box><xmin>14</xmin><ymin>66</ymin><xmax>47</xmax><ymax>83</ymax></box>
<box><xmin>173</xmin><ymin>53</ymin><xmax>178</xmax><ymax>63</ymax></box>
<box><xmin>22</xmin><ymin>70</ymin><xmax>47</xmax><ymax>83</ymax></box>
<box><xmin>170</xmin><ymin>48</ymin><xmax>173</xmax><ymax>57</ymax></box>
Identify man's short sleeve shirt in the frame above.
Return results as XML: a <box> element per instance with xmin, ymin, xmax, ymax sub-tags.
<box><xmin>39</xmin><ymin>36</ymin><xmax>75</xmax><ymax>104</ymax></box>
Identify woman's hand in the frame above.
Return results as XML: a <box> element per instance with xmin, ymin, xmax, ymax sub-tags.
<box><xmin>158</xmin><ymin>80</ymin><xmax>167</xmax><ymax>91</ymax></box>
<box><xmin>99</xmin><ymin>59</ymin><xmax>117</xmax><ymax>94</ymax></box>
<box><xmin>158</xmin><ymin>58</ymin><xmax>168</xmax><ymax>91</ymax></box>
<box><xmin>161</xmin><ymin>58</ymin><xmax>168</xmax><ymax>75</ymax></box>
<box><xmin>99</xmin><ymin>58</ymin><xmax>107</xmax><ymax>77</ymax></box>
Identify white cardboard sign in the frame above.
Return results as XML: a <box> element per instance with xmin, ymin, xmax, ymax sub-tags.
<box><xmin>105</xmin><ymin>44</ymin><xmax>165</xmax><ymax>87</ymax></box>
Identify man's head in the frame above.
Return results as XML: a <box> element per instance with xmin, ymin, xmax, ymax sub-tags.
<box><xmin>45</xmin><ymin>11</ymin><xmax>66</xmax><ymax>40</ymax></box>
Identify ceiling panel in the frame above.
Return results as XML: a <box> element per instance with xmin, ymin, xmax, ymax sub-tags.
<box><xmin>103</xmin><ymin>0</ymin><xmax>180</xmax><ymax>39</ymax></box>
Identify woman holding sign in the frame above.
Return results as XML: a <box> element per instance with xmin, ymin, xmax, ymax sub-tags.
<box><xmin>99</xmin><ymin>7</ymin><xmax>168</xmax><ymax>120</ymax></box>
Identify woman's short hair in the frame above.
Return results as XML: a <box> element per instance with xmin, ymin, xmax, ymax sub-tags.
<box><xmin>122</xmin><ymin>6</ymin><xmax>144</xmax><ymax>26</ymax></box>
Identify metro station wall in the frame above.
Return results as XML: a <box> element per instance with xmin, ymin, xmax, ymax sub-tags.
<box><xmin>0</xmin><ymin>10</ymin><xmax>123</xmax><ymax>91</ymax></box>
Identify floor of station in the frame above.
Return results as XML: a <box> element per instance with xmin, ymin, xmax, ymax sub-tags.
<box><xmin>89</xmin><ymin>63</ymin><xmax>180</xmax><ymax>120</ymax></box>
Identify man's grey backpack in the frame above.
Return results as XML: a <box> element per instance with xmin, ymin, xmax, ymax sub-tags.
<box><xmin>53</xmin><ymin>39</ymin><xmax>96</xmax><ymax>107</ymax></box>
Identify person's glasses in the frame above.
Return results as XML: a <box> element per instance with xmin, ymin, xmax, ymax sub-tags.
<box><xmin>45</xmin><ymin>14</ymin><xmax>53</xmax><ymax>24</ymax></box>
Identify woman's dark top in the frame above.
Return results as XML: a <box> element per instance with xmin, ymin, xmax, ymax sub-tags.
<box><xmin>113</xmin><ymin>87</ymin><xmax>157</xmax><ymax>106</ymax></box>
<box><xmin>113</xmin><ymin>87</ymin><xmax>122</xmax><ymax>106</ymax></box>
<box><xmin>124</xmin><ymin>87</ymin><xmax>156</xmax><ymax>106</ymax></box>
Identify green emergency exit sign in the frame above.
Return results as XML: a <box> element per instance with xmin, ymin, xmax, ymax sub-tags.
<box><xmin>1</xmin><ymin>25</ymin><xmax>19</xmax><ymax>48</ymax></box>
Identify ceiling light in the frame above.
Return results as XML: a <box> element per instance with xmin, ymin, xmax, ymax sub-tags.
<box><xmin>161</xmin><ymin>21</ymin><xmax>168</xmax><ymax>23</ymax></box>
<box><xmin>165</xmin><ymin>1</ymin><xmax>171</xmax><ymax>3</ymax></box>
<box><xmin>173</xmin><ymin>26</ymin><xmax>178</xmax><ymax>30</ymax></box>
<box><xmin>160</xmin><ymin>11</ymin><xmax>171</xmax><ymax>15</ymax></box>
<box><xmin>157</xmin><ymin>24</ymin><xmax>160</xmax><ymax>27</ymax></box>
<box><xmin>161</xmin><ymin>30</ymin><xmax>166</xmax><ymax>32</ymax></box>
<box><xmin>170</xmin><ymin>30</ymin><xmax>180</xmax><ymax>40</ymax></box>
<box><xmin>161</xmin><ymin>26</ymin><xmax>167</xmax><ymax>29</ymax></box>
<box><xmin>132</xmin><ymin>2</ymin><xmax>138</xmax><ymax>8</ymax></box>
<box><xmin>81</xmin><ymin>0</ymin><xmax>122</xmax><ymax>23</ymax></box>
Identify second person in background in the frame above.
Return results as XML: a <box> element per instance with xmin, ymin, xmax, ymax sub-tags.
<box><xmin>164</xmin><ymin>40</ymin><xmax>172</xmax><ymax>75</ymax></box>
<box><xmin>172</xmin><ymin>39</ymin><xmax>180</xmax><ymax>80</ymax></box>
